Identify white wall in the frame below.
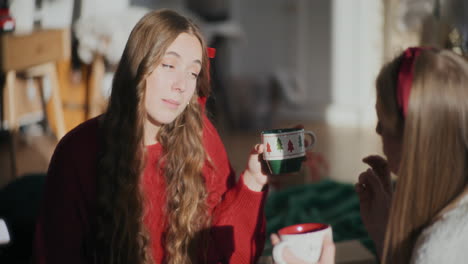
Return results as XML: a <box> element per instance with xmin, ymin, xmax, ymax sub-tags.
<box><xmin>327</xmin><ymin>0</ymin><xmax>383</xmax><ymax>127</ymax></box>
<box><xmin>230</xmin><ymin>0</ymin><xmax>332</xmax><ymax>121</ymax></box>
<box><xmin>229</xmin><ymin>0</ymin><xmax>384</xmax><ymax>127</ymax></box>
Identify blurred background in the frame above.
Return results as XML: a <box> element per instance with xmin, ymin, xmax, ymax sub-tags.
<box><xmin>0</xmin><ymin>0</ymin><xmax>467</xmax><ymax>263</ymax></box>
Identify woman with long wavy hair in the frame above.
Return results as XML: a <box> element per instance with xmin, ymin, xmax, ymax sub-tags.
<box><xmin>33</xmin><ymin>9</ymin><xmax>269</xmax><ymax>264</ymax></box>
<box><xmin>356</xmin><ymin>47</ymin><xmax>468</xmax><ymax>263</ymax></box>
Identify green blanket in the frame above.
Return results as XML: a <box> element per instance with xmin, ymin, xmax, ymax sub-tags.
<box><xmin>264</xmin><ymin>179</ymin><xmax>376</xmax><ymax>256</ymax></box>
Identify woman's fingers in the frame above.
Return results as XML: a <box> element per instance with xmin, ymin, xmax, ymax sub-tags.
<box><xmin>364</xmin><ymin>169</ymin><xmax>383</xmax><ymax>193</ymax></box>
<box><xmin>362</xmin><ymin>155</ymin><xmax>392</xmax><ymax>193</ymax></box>
<box><xmin>318</xmin><ymin>234</ymin><xmax>335</xmax><ymax>264</ymax></box>
<box><xmin>271</xmin><ymin>233</ymin><xmax>281</xmax><ymax>246</ymax></box>
<box><xmin>257</xmin><ymin>143</ymin><xmax>264</xmax><ymax>154</ymax></box>
<box><xmin>354</xmin><ymin>182</ymin><xmax>366</xmax><ymax>194</ymax></box>
<box><xmin>362</xmin><ymin>155</ymin><xmax>388</xmax><ymax>177</ymax></box>
<box><xmin>356</xmin><ymin>172</ymin><xmax>372</xmax><ymax>205</ymax></box>
<box><xmin>356</xmin><ymin>168</ymin><xmax>386</xmax><ymax>205</ymax></box>
<box><xmin>251</xmin><ymin>143</ymin><xmax>264</xmax><ymax>154</ymax></box>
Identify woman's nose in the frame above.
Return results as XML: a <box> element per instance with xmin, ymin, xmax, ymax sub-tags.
<box><xmin>376</xmin><ymin>121</ymin><xmax>382</xmax><ymax>135</ymax></box>
<box><xmin>171</xmin><ymin>71</ymin><xmax>187</xmax><ymax>92</ymax></box>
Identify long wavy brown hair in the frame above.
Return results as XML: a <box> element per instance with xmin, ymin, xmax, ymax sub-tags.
<box><xmin>94</xmin><ymin>9</ymin><xmax>212</xmax><ymax>264</ymax></box>
<box><xmin>377</xmin><ymin>49</ymin><xmax>468</xmax><ymax>263</ymax></box>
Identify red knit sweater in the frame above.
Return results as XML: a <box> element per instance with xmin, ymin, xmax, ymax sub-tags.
<box><xmin>33</xmin><ymin>116</ymin><xmax>267</xmax><ymax>264</ymax></box>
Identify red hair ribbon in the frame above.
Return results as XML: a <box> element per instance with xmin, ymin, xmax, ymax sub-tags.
<box><xmin>207</xmin><ymin>47</ymin><xmax>216</xmax><ymax>59</ymax></box>
<box><xmin>397</xmin><ymin>47</ymin><xmax>431</xmax><ymax>117</ymax></box>
<box><xmin>206</xmin><ymin>47</ymin><xmax>216</xmax><ymax>83</ymax></box>
<box><xmin>198</xmin><ymin>47</ymin><xmax>216</xmax><ymax>110</ymax></box>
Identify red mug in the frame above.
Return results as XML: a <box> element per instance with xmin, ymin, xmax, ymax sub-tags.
<box><xmin>273</xmin><ymin>223</ymin><xmax>332</xmax><ymax>264</ymax></box>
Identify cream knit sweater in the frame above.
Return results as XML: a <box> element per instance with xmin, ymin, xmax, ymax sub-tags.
<box><xmin>411</xmin><ymin>193</ymin><xmax>468</xmax><ymax>263</ymax></box>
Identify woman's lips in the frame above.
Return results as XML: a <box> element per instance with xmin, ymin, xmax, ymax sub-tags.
<box><xmin>162</xmin><ymin>99</ymin><xmax>181</xmax><ymax>109</ymax></box>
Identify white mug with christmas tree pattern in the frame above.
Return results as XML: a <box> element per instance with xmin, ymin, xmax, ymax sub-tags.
<box><xmin>261</xmin><ymin>128</ymin><xmax>316</xmax><ymax>175</ymax></box>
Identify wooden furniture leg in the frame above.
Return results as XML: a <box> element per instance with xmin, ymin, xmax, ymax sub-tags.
<box><xmin>48</xmin><ymin>64</ymin><xmax>66</xmax><ymax>139</ymax></box>
<box><xmin>2</xmin><ymin>63</ymin><xmax>66</xmax><ymax>180</ymax></box>
<box><xmin>25</xmin><ymin>63</ymin><xmax>66</xmax><ymax>140</ymax></box>
<box><xmin>5</xmin><ymin>70</ymin><xmax>18</xmax><ymax>179</ymax></box>
<box><xmin>88</xmin><ymin>55</ymin><xmax>106</xmax><ymax>119</ymax></box>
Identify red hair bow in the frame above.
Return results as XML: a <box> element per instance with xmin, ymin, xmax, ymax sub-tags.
<box><xmin>207</xmin><ymin>47</ymin><xmax>216</xmax><ymax>59</ymax></box>
<box><xmin>397</xmin><ymin>47</ymin><xmax>431</xmax><ymax>117</ymax></box>
<box><xmin>198</xmin><ymin>47</ymin><xmax>216</xmax><ymax>109</ymax></box>
<box><xmin>206</xmin><ymin>47</ymin><xmax>216</xmax><ymax>83</ymax></box>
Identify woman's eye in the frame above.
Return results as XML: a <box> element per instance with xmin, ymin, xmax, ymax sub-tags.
<box><xmin>162</xmin><ymin>64</ymin><xmax>174</xmax><ymax>69</ymax></box>
<box><xmin>191</xmin><ymin>72</ymin><xmax>199</xmax><ymax>79</ymax></box>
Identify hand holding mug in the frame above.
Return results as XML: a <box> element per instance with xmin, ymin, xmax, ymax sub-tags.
<box><xmin>243</xmin><ymin>144</ymin><xmax>269</xmax><ymax>192</ymax></box>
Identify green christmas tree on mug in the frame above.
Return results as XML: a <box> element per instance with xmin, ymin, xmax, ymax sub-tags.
<box><xmin>276</xmin><ymin>138</ymin><xmax>283</xmax><ymax>151</ymax></box>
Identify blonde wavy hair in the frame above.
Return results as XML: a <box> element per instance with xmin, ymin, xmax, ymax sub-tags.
<box><xmin>376</xmin><ymin>49</ymin><xmax>468</xmax><ymax>263</ymax></box>
<box><xmin>95</xmin><ymin>9</ymin><xmax>212</xmax><ymax>264</ymax></box>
